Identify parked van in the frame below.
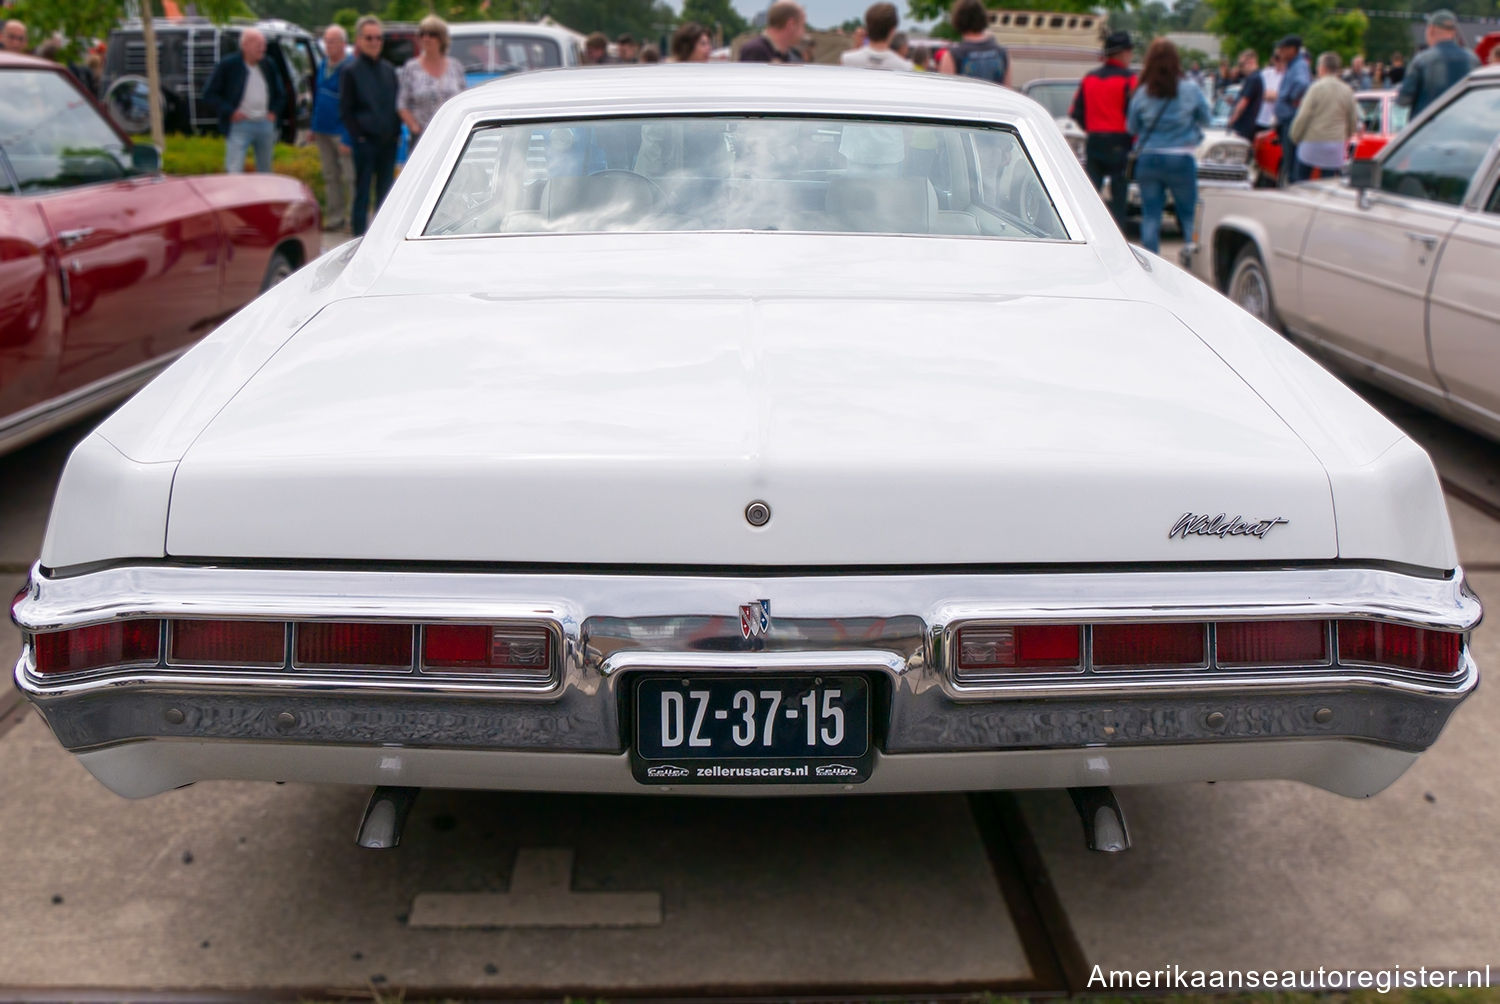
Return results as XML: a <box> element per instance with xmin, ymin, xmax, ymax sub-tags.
<box><xmin>101</xmin><ymin>18</ymin><xmax>319</xmax><ymax>142</ymax></box>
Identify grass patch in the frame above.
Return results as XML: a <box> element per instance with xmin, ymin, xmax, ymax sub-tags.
<box><xmin>161</xmin><ymin>133</ymin><xmax>326</xmax><ymax>209</ymax></box>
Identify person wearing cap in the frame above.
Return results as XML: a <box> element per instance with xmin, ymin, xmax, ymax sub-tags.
<box><xmin>1069</xmin><ymin>30</ymin><xmax>1136</xmax><ymax>229</ymax></box>
<box><xmin>1397</xmin><ymin>10</ymin><xmax>1479</xmax><ymax>117</ymax></box>
<box><xmin>1272</xmin><ymin>35</ymin><xmax>1310</xmax><ymax>185</ymax></box>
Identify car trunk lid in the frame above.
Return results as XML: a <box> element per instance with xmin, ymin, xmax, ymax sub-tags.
<box><xmin>167</xmin><ymin>291</ymin><xmax>1337</xmax><ymax>565</ymax></box>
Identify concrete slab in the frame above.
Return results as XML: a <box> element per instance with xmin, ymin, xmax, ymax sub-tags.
<box><xmin>0</xmin><ymin>718</ymin><xmax>1031</xmax><ymax>993</ymax></box>
<box><xmin>1448</xmin><ymin>494</ymin><xmax>1500</xmax><ymax>568</ymax></box>
<box><xmin>0</xmin><ymin>422</ymin><xmax>80</xmax><ymax>570</ymax></box>
<box><xmin>1020</xmin><ymin>570</ymin><xmax>1500</xmax><ymax>974</ymax></box>
<box><xmin>409</xmin><ymin>848</ymin><xmax>663</xmax><ymax>928</ymax></box>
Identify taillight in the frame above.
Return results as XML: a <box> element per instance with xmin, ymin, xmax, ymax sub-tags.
<box><xmin>1093</xmin><ymin>623</ymin><xmax>1206</xmax><ymax>668</ymax></box>
<box><xmin>1338</xmin><ymin>621</ymin><xmax>1463</xmax><ymax>675</ymax></box>
<box><xmin>1217</xmin><ymin>620</ymin><xmax>1329</xmax><ymax>666</ymax></box>
<box><xmin>956</xmin><ymin>625</ymin><xmax>1082</xmax><ymax>676</ymax></box>
<box><xmin>34</xmin><ymin>620</ymin><xmax>160</xmax><ymax>675</ymax></box>
<box><xmin>170</xmin><ymin>620</ymin><xmax>286</xmax><ymax>666</ymax></box>
<box><xmin>423</xmin><ymin>625</ymin><xmax>552</xmax><ymax>677</ymax></box>
<box><xmin>295</xmin><ymin>622</ymin><xmax>414</xmax><ymax>669</ymax></box>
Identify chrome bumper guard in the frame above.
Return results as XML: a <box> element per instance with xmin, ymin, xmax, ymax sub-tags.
<box><xmin>12</xmin><ymin>563</ymin><xmax>1481</xmax><ymax>759</ymax></box>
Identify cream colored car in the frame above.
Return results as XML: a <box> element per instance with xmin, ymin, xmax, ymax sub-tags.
<box><xmin>1193</xmin><ymin>66</ymin><xmax>1500</xmax><ymax>441</ymax></box>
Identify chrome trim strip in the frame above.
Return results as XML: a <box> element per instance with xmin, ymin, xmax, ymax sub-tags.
<box><xmin>601</xmin><ymin>649</ymin><xmax>909</xmax><ymax>678</ymax></box>
<box><xmin>15</xmin><ymin>563</ymin><xmax>1479</xmax><ymax>633</ymax></box>
<box><xmin>0</xmin><ymin>350</ymin><xmax>186</xmax><ymax>455</ymax></box>
<box><xmin>12</xmin><ymin>562</ymin><xmax>1479</xmax><ymax>711</ymax></box>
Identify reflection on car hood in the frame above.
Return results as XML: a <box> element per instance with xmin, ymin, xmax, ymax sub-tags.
<box><xmin>166</xmin><ymin>273</ymin><xmax>1336</xmax><ymax>566</ymax></box>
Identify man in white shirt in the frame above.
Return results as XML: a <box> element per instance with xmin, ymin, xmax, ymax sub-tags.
<box><xmin>1256</xmin><ymin>51</ymin><xmax>1284</xmax><ymax>129</ymax></box>
<box><xmin>840</xmin><ymin>3</ymin><xmax>912</xmax><ymax>70</ymax></box>
<box><xmin>202</xmin><ymin>29</ymin><xmax>284</xmax><ymax>173</ymax></box>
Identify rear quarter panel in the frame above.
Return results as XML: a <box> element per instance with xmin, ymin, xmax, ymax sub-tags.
<box><xmin>1200</xmin><ymin>186</ymin><xmax>1323</xmax><ymax>322</ymax></box>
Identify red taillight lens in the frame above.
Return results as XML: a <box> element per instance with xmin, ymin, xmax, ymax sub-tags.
<box><xmin>1339</xmin><ymin>621</ymin><xmax>1463</xmax><ymax>675</ymax></box>
<box><xmin>1093</xmin><ymin>623</ymin><xmax>1206</xmax><ymax>668</ymax></box>
<box><xmin>34</xmin><ymin>620</ymin><xmax>160</xmax><ymax>675</ymax></box>
<box><xmin>295</xmin><ymin>622</ymin><xmax>414</xmax><ymax>669</ymax></box>
<box><xmin>1217</xmin><ymin>620</ymin><xmax>1329</xmax><ymax>666</ymax></box>
<box><xmin>956</xmin><ymin>625</ymin><xmax>1082</xmax><ymax>675</ymax></box>
<box><xmin>170</xmin><ymin>620</ymin><xmax>286</xmax><ymax>666</ymax></box>
<box><xmin>423</xmin><ymin>625</ymin><xmax>552</xmax><ymax>676</ymax></box>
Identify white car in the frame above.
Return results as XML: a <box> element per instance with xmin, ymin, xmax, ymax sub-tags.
<box><xmin>1193</xmin><ymin>65</ymin><xmax>1500</xmax><ymax>442</ymax></box>
<box><xmin>10</xmin><ymin>67</ymin><xmax>1479</xmax><ymax>844</ymax></box>
<box><xmin>1022</xmin><ymin>76</ymin><xmax>1253</xmax><ymax>188</ymax></box>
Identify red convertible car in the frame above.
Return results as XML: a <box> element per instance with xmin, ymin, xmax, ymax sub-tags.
<box><xmin>0</xmin><ymin>52</ymin><xmax>320</xmax><ymax>454</ymax></box>
<box><xmin>1252</xmin><ymin>89</ymin><xmax>1406</xmax><ymax>185</ymax></box>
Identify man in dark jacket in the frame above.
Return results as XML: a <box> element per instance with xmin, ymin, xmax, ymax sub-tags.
<box><xmin>738</xmin><ymin>1</ymin><xmax>806</xmax><ymax>62</ymax></box>
<box><xmin>201</xmin><ymin>29</ymin><xmax>285</xmax><ymax>173</ymax></box>
<box><xmin>341</xmin><ymin>16</ymin><xmax>400</xmax><ymax>236</ymax></box>
<box><xmin>1070</xmin><ymin>31</ymin><xmax>1135</xmax><ymax>229</ymax></box>
<box><xmin>1397</xmin><ymin>10</ymin><xmax>1479</xmax><ymax>117</ymax></box>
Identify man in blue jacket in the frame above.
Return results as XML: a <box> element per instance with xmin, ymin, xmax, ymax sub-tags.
<box><xmin>312</xmin><ymin>24</ymin><xmax>354</xmax><ymax>231</ymax></box>
<box><xmin>1397</xmin><ymin>10</ymin><xmax>1479</xmax><ymax>117</ymax></box>
<box><xmin>1273</xmin><ymin>35</ymin><xmax>1310</xmax><ymax>184</ymax></box>
<box><xmin>201</xmin><ymin>29</ymin><xmax>285</xmax><ymax>173</ymax></box>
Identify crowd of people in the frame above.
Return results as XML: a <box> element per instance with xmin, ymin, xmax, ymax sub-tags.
<box><xmin>1070</xmin><ymin>8</ymin><xmax>1491</xmax><ymax>251</ymax></box>
<box><xmin>6</xmin><ymin>0</ymin><xmax>1495</xmax><ymax>249</ymax></box>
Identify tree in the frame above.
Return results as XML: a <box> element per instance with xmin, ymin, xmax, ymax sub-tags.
<box><xmin>11</xmin><ymin>0</ymin><xmax>245</xmax><ymax>148</ymax></box>
<box><xmin>546</xmin><ymin>0</ymin><xmax>672</xmax><ymax>39</ymax></box>
<box><xmin>681</xmin><ymin>0</ymin><xmax>748</xmax><ymax>40</ymax></box>
<box><xmin>1207</xmin><ymin>0</ymin><xmax>1367</xmax><ymax>61</ymax></box>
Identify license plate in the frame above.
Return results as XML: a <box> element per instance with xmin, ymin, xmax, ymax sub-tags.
<box><xmin>633</xmin><ymin>675</ymin><xmax>871</xmax><ymax>784</ymax></box>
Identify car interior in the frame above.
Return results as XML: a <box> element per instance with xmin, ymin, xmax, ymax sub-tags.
<box><xmin>424</xmin><ymin>116</ymin><xmax>1069</xmax><ymax>241</ymax></box>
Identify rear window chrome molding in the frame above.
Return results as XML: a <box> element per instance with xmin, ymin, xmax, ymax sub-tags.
<box><xmin>400</xmin><ymin>108</ymin><xmax>1085</xmax><ymax>244</ymax></box>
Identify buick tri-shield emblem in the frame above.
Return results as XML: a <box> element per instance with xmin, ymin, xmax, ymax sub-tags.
<box><xmin>740</xmin><ymin>599</ymin><xmax>771</xmax><ymax>639</ymax></box>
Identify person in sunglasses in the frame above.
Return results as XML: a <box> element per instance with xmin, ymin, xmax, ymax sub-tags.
<box><xmin>341</xmin><ymin>15</ymin><xmax>400</xmax><ymax>236</ymax></box>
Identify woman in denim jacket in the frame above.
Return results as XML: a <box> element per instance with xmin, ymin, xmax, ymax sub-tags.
<box><xmin>1127</xmin><ymin>39</ymin><xmax>1212</xmax><ymax>254</ymax></box>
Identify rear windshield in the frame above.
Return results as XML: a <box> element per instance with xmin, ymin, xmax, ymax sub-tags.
<box><xmin>451</xmin><ymin>34</ymin><xmax>562</xmax><ymax>74</ymax></box>
<box><xmin>423</xmin><ymin>115</ymin><xmax>1069</xmax><ymax>240</ymax></box>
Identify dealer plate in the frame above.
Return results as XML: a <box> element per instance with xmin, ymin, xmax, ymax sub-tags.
<box><xmin>633</xmin><ymin>675</ymin><xmax>871</xmax><ymax>784</ymax></box>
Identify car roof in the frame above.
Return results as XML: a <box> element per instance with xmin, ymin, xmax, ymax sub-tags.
<box><xmin>0</xmin><ymin>51</ymin><xmax>62</xmax><ymax>69</ymax></box>
<box><xmin>448</xmin><ymin>63</ymin><xmax>1045</xmax><ymax>123</ymax></box>
<box><xmin>448</xmin><ymin>21</ymin><xmax>577</xmax><ymax>39</ymax></box>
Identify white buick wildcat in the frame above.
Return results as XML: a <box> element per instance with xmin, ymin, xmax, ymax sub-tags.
<box><xmin>10</xmin><ymin>66</ymin><xmax>1480</xmax><ymax>848</ymax></box>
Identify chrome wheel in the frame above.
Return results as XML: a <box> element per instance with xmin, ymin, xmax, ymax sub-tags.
<box><xmin>1228</xmin><ymin>248</ymin><xmax>1274</xmax><ymax>326</ymax></box>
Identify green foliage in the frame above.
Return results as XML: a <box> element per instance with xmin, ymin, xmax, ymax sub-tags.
<box><xmin>162</xmin><ymin>134</ymin><xmax>326</xmax><ymax>207</ymax></box>
<box><xmin>10</xmin><ymin>0</ymin><xmax>242</xmax><ymax>57</ymax></box>
<box><xmin>681</xmin><ymin>0</ymin><xmax>748</xmax><ymax>40</ymax></box>
<box><xmin>331</xmin><ymin>6</ymin><xmax>361</xmax><ymax>32</ymax></box>
<box><xmin>545</xmin><ymin>0</ymin><xmax>673</xmax><ymax>39</ymax></box>
<box><xmin>1207</xmin><ymin>0</ymin><xmax>1367</xmax><ymax>63</ymax></box>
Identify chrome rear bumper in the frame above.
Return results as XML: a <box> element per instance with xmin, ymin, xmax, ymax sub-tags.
<box><xmin>12</xmin><ymin>562</ymin><xmax>1480</xmax><ymax>797</ymax></box>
